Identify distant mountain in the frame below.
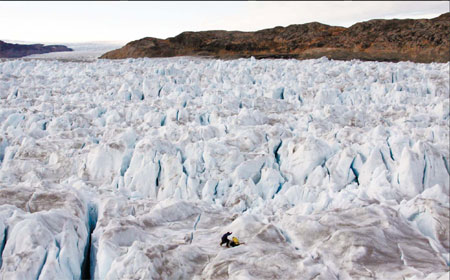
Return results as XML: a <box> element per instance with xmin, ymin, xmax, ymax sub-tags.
<box><xmin>101</xmin><ymin>12</ymin><xmax>450</xmax><ymax>63</ymax></box>
<box><xmin>0</xmin><ymin>40</ymin><xmax>72</xmax><ymax>58</ymax></box>
<box><xmin>24</xmin><ymin>42</ymin><xmax>124</xmax><ymax>61</ymax></box>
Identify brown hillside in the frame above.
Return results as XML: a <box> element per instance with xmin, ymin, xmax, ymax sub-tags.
<box><xmin>100</xmin><ymin>13</ymin><xmax>450</xmax><ymax>63</ymax></box>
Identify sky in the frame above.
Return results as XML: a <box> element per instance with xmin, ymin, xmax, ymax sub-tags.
<box><xmin>0</xmin><ymin>1</ymin><xmax>448</xmax><ymax>44</ymax></box>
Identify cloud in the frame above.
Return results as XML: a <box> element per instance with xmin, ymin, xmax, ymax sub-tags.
<box><xmin>0</xmin><ymin>1</ymin><xmax>448</xmax><ymax>43</ymax></box>
<box><xmin>231</xmin><ymin>1</ymin><xmax>448</xmax><ymax>30</ymax></box>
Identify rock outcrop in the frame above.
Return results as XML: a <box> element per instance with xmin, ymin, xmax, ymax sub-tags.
<box><xmin>101</xmin><ymin>13</ymin><xmax>450</xmax><ymax>63</ymax></box>
<box><xmin>0</xmin><ymin>40</ymin><xmax>72</xmax><ymax>58</ymax></box>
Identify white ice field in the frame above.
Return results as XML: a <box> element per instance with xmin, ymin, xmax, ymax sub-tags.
<box><xmin>0</xmin><ymin>56</ymin><xmax>448</xmax><ymax>279</ymax></box>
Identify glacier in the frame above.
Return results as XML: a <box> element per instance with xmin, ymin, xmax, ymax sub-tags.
<box><xmin>0</xmin><ymin>56</ymin><xmax>448</xmax><ymax>279</ymax></box>
<box><xmin>23</xmin><ymin>42</ymin><xmax>123</xmax><ymax>62</ymax></box>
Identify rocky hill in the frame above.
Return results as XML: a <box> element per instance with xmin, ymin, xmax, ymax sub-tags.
<box><xmin>101</xmin><ymin>13</ymin><xmax>450</xmax><ymax>63</ymax></box>
<box><xmin>0</xmin><ymin>40</ymin><xmax>72</xmax><ymax>58</ymax></box>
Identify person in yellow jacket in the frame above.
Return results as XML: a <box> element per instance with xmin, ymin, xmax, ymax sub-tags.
<box><xmin>220</xmin><ymin>232</ymin><xmax>242</xmax><ymax>247</ymax></box>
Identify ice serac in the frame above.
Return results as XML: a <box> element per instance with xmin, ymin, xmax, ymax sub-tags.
<box><xmin>280</xmin><ymin>136</ymin><xmax>332</xmax><ymax>186</ymax></box>
<box><xmin>91</xmin><ymin>197</ymin><xmax>211</xmax><ymax>279</ymax></box>
<box><xmin>0</xmin><ymin>187</ymin><xmax>90</xmax><ymax>280</ymax></box>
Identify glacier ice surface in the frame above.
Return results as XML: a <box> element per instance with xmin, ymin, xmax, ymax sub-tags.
<box><xmin>0</xmin><ymin>56</ymin><xmax>448</xmax><ymax>279</ymax></box>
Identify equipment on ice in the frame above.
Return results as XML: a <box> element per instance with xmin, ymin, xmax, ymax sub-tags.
<box><xmin>229</xmin><ymin>236</ymin><xmax>240</xmax><ymax>247</ymax></box>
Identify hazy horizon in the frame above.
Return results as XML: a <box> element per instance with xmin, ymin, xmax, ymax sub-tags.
<box><xmin>1</xmin><ymin>1</ymin><xmax>448</xmax><ymax>44</ymax></box>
